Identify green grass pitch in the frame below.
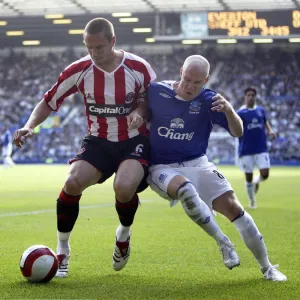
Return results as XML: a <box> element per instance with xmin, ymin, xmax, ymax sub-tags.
<box><xmin>0</xmin><ymin>165</ymin><xmax>299</xmax><ymax>299</ymax></box>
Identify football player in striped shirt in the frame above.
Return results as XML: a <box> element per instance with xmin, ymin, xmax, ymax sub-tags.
<box><xmin>13</xmin><ymin>17</ymin><xmax>156</xmax><ymax>277</ymax></box>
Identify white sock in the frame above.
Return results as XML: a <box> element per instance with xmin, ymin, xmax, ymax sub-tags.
<box><xmin>245</xmin><ymin>182</ymin><xmax>256</xmax><ymax>203</ymax></box>
<box><xmin>3</xmin><ymin>157</ymin><xmax>9</xmax><ymax>169</ymax></box>
<box><xmin>233</xmin><ymin>211</ymin><xmax>271</xmax><ymax>269</ymax></box>
<box><xmin>178</xmin><ymin>182</ymin><xmax>229</xmax><ymax>245</ymax></box>
<box><xmin>253</xmin><ymin>175</ymin><xmax>265</xmax><ymax>185</ymax></box>
<box><xmin>7</xmin><ymin>157</ymin><xmax>15</xmax><ymax>166</ymax></box>
<box><xmin>57</xmin><ymin>231</ymin><xmax>71</xmax><ymax>254</ymax></box>
<box><xmin>116</xmin><ymin>224</ymin><xmax>131</xmax><ymax>242</ymax></box>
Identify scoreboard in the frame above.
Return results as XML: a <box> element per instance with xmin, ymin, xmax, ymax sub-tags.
<box><xmin>208</xmin><ymin>10</ymin><xmax>300</xmax><ymax>37</ymax></box>
<box><xmin>180</xmin><ymin>10</ymin><xmax>300</xmax><ymax>38</ymax></box>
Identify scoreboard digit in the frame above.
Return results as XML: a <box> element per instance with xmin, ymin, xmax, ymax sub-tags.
<box><xmin>208</xmin><ymin>10</ymin><xmax>300</xmax><ymax>37</ymax></box>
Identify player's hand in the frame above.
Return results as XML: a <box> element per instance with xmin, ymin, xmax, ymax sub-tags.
<box><xmin>126</xmin><ymin>111</ymin><xmax>144</xmax><ymax>130</ymax></box>
<box><xmin>211</xmin><ymin>94</ymin><xmax>233</xmax><ymax>113</ymax></box>
<box><xmin>268</xmin><ymin>131</ymin><xmax>276</xmax><ymax>141</ymax></box>
<box><xmin>13</xmin><ymin>128</ymin><xmax>33</xmax><ymax>148</ymax></box>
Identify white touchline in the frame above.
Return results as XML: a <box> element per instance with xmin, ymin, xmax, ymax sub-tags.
<box><xmin>0</xmin><ymin>199</ymin><xmax>153</xmax><ymax>218</ymax></box>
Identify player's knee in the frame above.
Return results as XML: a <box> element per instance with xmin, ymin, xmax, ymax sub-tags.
<box><xmin>261</xmin><ymin>173</ymin><xmax>269</xmax><ymax>180</ymax></box>
<box><xmin>229</xmin><ymin>204</ymin><xmax>244</xmax><ymax>221</ymax></box>
<box><xmin>64</xmin><ymin>175</ymin><xmax>85</xmax><ymax>194</ymax></box>
<box><xmin>214</xmin><ymin>191</ymin><xmax>243</xmax><ymax>220</ymax></box>
<box><xmin>177</xmin><ymin>182</ymin><xmax>197</xmax><ymax>200</ymax></box>
<box><xmin>114</xmin><ymin>180</ymin><xmax>136</xmax><ymax>202</ymax></box>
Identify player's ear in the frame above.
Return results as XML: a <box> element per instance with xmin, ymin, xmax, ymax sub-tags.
<box><xmin>205</xmin><ymin>75</ymin><xmax>210</xmax><ymax>83</ymax></box>
<box><xmin>180</xmin><ymin>68</ymin><xmax>183</xmax><ymax>77</ymax></box>
<box><xmin>111</xmin><ymin>36</ymin><xmax>116</xmax><ymax>47</ymax></box>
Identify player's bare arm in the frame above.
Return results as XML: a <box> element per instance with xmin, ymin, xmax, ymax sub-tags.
<box><xmin>13</xmin><ymin>99</ymin><xmax>52</xmax><ymax>148</ymax></box>
<box><xmin>126</xmin><ymin>100</ymin><xmax>148</xmax><ymax>130</ymax></box>
<box><xmin>265</xmin><ymin>120</ymin><xmax>276</xmax><ymax>140</ymax></box>
<box><xmin>211</xmin><ymin>93</ymin><xmax>243</xmax><ymax>137</ymax></box>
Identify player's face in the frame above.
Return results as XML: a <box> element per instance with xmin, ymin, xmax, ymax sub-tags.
<box><xmin>83</xmin><ymin>32</ymin><xmax>115</xmax><ymax>66</ymax></box>
<box><xmin>180</xmin><ymin>67</ymin><xmax>209</xmax><ymax>101</ymax></box>
<box><xmin>244</xmin><ymin>91</ymin><xmax>256</xmax><ymax>107</ymax></box>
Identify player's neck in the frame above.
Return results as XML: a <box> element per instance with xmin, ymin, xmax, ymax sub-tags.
<box><xmin>94</xmin><ymin>50</ymin><xmax>123</xmax><ymax>73</ymax></box>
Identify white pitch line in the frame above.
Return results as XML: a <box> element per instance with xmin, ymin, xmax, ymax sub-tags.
<box><xmin>0</xmin><ymin>199</ymin><xmax>153</xmax><ymax>218</ymax></box>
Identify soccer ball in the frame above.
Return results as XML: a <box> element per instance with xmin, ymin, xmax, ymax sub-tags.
<box><xmin>20</xmin><ymin>245</ymin><xmax>58</xmax><ymax>283</ymax></box>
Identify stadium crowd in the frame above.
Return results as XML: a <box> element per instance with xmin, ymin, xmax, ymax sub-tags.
<box><xmin>1</xmin><ymin>45</ymin><xmax>299</xmax><ymax>164</ymax></box>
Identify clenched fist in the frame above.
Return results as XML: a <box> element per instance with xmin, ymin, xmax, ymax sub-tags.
<box><xmin>211</xmin><ymin>94</ymin><xmax>233</xmax><ymax>113</ymax></box>
<box><xmin>126</xmin><ymin>111</ymin><xmax>144</xmax><ymax>130</ymax></box>
<box><xmin>13</xmin><ymin>128</ymin><xmax>33</xmax><ymax>148</ymax></box>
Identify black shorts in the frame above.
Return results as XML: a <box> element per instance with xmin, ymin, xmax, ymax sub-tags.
<box><xmin>69</xmin><ymin>134</ymin><xmax>149</xmax><ymax>193</ymax></box>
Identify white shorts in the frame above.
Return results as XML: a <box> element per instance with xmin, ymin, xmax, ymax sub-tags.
<box><xmin>239</xmin><ymin>152</ymin><xmax>270</xmax><ymax>173</ymax></box>
<box><xmin>147</xmin><ymin>156</ymin><xmax>233</xmax><ymax>210</ymax></box>
<box><xmin>2</xmin><ymin>144</ymin><xmax>13</xmax><ymax>157</ymax></box>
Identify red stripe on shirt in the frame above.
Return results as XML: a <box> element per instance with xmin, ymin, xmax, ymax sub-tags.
<box><xmin>78</xmin><ymin>79</ymin><xmax>92</xmax><ymax>135</ymax></box>
<box><xmin>131</xmin><ymin>69</ymin><xmax>148</xmax><ymax>136</ymax></box>
<box><xmin>55</xmin><ymin>86</ymin><xmax>78</xmax><ymax>111</ymax></box>
<box><xmin>124</xmin><ymin>59</ymin><xmax>151</xmax><ymax>89</ymax></box>
<box><xmin>123</xmin><ymin>61</ymin><xmax>149</xmax><ymax>137</ymax></box>
<box><xmin>114</xmin><ymin>67</ymin><xmax>129</xmax><ymax>141</ymax></box>
<box><xmin>44</xmin><ymin>59</ymin><xmax>92</xmax><ymax>111</ymax></box>
<box><xmin>93</xmin><ymin>66</ymin><xmax>108</xmax><ymax>139</ymax></box>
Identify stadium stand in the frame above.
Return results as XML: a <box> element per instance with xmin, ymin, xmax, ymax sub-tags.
<box><xmin>0</xmin><ymin>44</ymin><xmax>299</xmax><ymax>164</ymax></box>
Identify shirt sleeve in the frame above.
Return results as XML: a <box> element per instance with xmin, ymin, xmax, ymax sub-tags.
<box><xmin>211</xmin><ymin>110</ymin><xmax>230</xmax><ymax>132</ymax></box>
<box><xmin>206</xmin><ymin>91</ymin><xmax>230</xmax><ymax>132</ymax></box>
<box><xmin>146</xmin><ymin>83</ymin><xmax>154</xmax><ymax>121</ymax></box>
<box><xmin>262</xmin><ymin>107</ymin><xmax>267</xmax><ymax>123</ymax></box>
<box><xmin>43</xmin><ymin>60</ymin><xmax>87</xmax><ymax>111</ymax></box>
<box><xmin>138</xmin><ymin>61</ymin><xmax>157</xmax><ymax>103</ymax></box>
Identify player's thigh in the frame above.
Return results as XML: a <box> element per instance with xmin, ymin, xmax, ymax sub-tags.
<box><xmin>6</xmin><ymin>144</ymin><xmax>13</xmax><ymax>156</ymax></box>
<box><xmin>181</xmin><ymin>165</ymin><xmax>233</xmax><ymax>211</ymax></box>
<box><xmin>212</xmin><ymin>191</ymin><xmax>244</xmax><ymax>221</ymax></box>
<box><xmin>117</xmin><ymin>134</ymin><xmax>150</xmax><ymax>193</ymax></box>
<box><xmin>148</xmin><ymin>165</ymin><xmax>182</xmax><ymax>201</ymax></box>
<box><xmin>239</xmin><ymin>155</ymin><xmax>255</xmax><ymax>173</ymax></box>
<box><xmin>67</xmin><ymin>160</ymin><xmax>102</xmax><ymax>189</ymax></box>
<box><xmin>114</xmin><ymin>159</ymin><xmax>145</xmax><ymax>193</ymax></box>
<box><xmin>70</xmin><ymin>135</ymin><xmax>118</xmax><ymax>184</ymax></box>
<box><xmin>2</xmin><ymin>147</ymin><xmax>6</xmax><ymax>157</ymax></box>
<box><xmin>255</xmin><ymin>152</ymin><xmax>270</xmax><ymax>170</ymax></box>
<box><xmin>2</xmin><ymin>145</ymin><xmax>12</xmax><ymax>157</ymax></box>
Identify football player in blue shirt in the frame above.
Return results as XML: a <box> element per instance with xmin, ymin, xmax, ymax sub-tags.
<box><xmin>1</xmin><ymin>126</ymin><xmax>15</xmax><ymax>169</ymax></box>
<box><xmin>147</xmin><ymin>55</ymin><xmax>286</xmax><ymax>281</ymax></box>
<box><xmin>237</xmin><ymin>87</ymin><xmax>276</xmax><ymax>209</ymax></box>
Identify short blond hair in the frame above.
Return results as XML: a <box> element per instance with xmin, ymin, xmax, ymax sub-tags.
<box><xmin>85</xmin><ymin>18</ymin><xmax>115</xmax><ymax>41</ymax></box>
<box><xmin>182</xmin><ymin>55</ymin><xmax>210</xmax><ymax>77</ymax></box>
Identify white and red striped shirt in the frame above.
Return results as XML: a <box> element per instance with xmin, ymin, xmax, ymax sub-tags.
<box><xmin>44</xmin><ymin>51</ymin><xmax>156</xmax><ymax>142</ymax></box>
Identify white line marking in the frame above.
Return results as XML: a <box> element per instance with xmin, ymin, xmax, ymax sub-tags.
<box><xmin>0</xmin><ymin>200</ymin><xmax>153</xmax><ymax>218</ymax></box>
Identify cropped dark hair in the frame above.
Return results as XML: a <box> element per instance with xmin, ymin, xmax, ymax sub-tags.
<box><xmin>244</xmin><ymin>87</ymin><xmax>257</xmax><ymax>95</ymax></box>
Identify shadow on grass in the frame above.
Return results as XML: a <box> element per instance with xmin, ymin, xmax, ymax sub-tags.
<box><xmin>6</xmin><ymin>274</ymin><xmax>295</xmax><ymax>300</ymax></box>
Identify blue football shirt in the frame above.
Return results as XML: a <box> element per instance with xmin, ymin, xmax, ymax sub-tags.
<box><xmin>237</xmin><ymin>105</ymin><xmax>267</xmax><ymax>156</ymax></box>
<box><xmin>2</xmin><ymin>130</ymin><xmax>12</xmax><ymax>147</ymax></box>
<box><xmin>148</xmin><ymin>81</ymin><xmax>231</xmax><ymax>165</ymax></box>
